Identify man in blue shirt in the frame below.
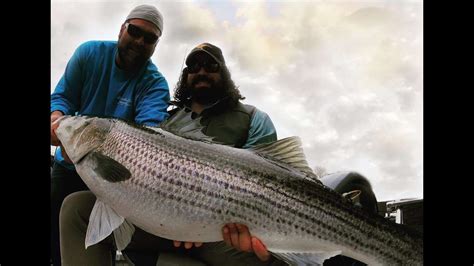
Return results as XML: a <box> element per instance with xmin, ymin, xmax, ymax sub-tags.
<box><xmin>59</xmin><ymin>43</ymin><xmax>285</xmax><ymax>266</ymax></box>
<box><xmin>50</xmin><ymin>5</ymin><xmax>170</xmax><ymax>265</ymax></box>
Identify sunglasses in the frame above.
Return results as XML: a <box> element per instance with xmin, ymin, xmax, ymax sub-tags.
<box><xmin>187</xmin><ymin>61</ymin><xmax>220</xmax><ymax>74</ymax></box>
<box><xmin>125</xmin><ymin>23</ymin><xmax>159</xmax><ymax>45</ymax></box>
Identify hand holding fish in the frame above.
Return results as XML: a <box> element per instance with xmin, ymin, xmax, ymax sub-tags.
<box><xmin>51</xmin><ymin>111</ymin><xmax>72</xmax><ymax>163</ymax></box>
<box><xmin>223</xmin><ymin>223</ymin><xmax>270</xmax><ymax>262</ymax></box>
<box><xmin>51</xmin><ymin>111</ymin><xmax>64</xmax><ymax>146</ymax></box>
<box><xmin>172</xmin><ymin>240</ymin><xmax>203</xmax><ymax>249</ymax></box>
<box><xmin>171</xmin><ymin>223</ymin><xmax>270</xmax><ymax>262</ymax></box>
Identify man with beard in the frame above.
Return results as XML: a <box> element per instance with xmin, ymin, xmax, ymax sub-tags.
<box><xmin>50</xmin><ymin>5</ymin><xmax>169</xmax><ymax>265</ymax></box>
<box><xmin>58</xmin><ymin>43</ymin><xmax>285</xmax><ymax>266</ymax></box>
<box><xmin>168</xmin><ymin>42</ymin><xmax>277</xmax><ymax>149</ymax></box>
<box><xmin>161</xmin><ymin>43</ymin><xmax>281</xmax><ymax>263</ymax></box>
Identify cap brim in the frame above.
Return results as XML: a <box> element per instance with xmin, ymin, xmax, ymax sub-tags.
<box><xmin>185</xmin><ymin>49</ymin><xmax>223</xmax><ymax>66</ymax></box>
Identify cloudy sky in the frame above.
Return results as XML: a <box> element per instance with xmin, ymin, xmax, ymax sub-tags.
<box><xmin>51</xmin><ymin>0</ymin><xmax>423</xmax><ymax>202</ymax></box>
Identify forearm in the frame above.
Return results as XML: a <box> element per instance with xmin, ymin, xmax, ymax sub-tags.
<box><xmin>135</xmin><ymin>84</ymin><xmax>170</xmax><ymax>126</ymax></box>
<box><xmin>243</xmin><ymin>109</ymin><xmax>277</xmax><ymax>148</ymax></box>
<box><xmin>51</xmin><ymin>89</ymin><xmax>79</xmax><ymax>115</ymax></box>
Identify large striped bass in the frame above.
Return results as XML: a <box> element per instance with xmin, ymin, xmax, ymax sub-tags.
<box><xmin>55</xmin><ymin>115</ymin><xmax>423</xmax><ymax>265</ymax></box>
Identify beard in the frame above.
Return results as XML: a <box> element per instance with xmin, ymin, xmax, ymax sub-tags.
<box><xmin>189</xmin><ymin>75</ymin><xmax>226</xmax><ymax>105</ymax></box>
<box><xmin>117</xmin><ymin>43</ymin><xmax>149</xmax><ymax>72</ymax></box>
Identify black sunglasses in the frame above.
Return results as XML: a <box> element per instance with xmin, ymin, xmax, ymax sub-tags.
<box><xmin>125</xmin><ymin>23</ymin><xmax>159</xmax><ymax>44</ymax></box>
<box><xmin>187</xmin><ymin>61</ymin><xmax>220</xmax><ymax>74</ymax></box>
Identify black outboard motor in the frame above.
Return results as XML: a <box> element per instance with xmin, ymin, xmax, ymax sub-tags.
<box><xmin>320</xmin><ymin>171</ymin><xmax>378</xmax><ymax>214</ymax></box>
<box><xmin>320</xmin><ymin>171</ymin><xmax>379</xmax><ymax>266</ymax></box>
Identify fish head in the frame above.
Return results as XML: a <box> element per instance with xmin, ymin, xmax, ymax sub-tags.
<box><xmin>55</xmin><ymin>116</ymin><xmax>114</xmax><ymax>164</ymax></box>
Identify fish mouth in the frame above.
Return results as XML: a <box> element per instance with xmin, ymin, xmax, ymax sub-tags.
<box><xmin>55</xmin><ymin>115</ymin><xmax>71</xmax><ymax>123</ymax></box>
<box><xmin>56</xmin><ymin>116</ymin><xmax>115</xmax><ymax>165</ymax></box>
<box><xmin>52</xmin><ymin>115</ymin><xmax>72</xmax><ymax>131</ymax></box>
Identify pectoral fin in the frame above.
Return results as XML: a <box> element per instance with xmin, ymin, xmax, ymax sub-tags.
<box><xmin>90</xmin><ymin>152</ymin><xmax>131</xmax><ymax>182</ymax></box>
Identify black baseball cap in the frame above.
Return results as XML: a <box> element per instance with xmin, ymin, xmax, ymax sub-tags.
<box><xmin>185</xmin><ymin>43</ymin><xmax>225</xmax><ymax>66</ymax></box>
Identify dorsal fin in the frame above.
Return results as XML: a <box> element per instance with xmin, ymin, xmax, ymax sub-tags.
<box><xmin>250</xmin><ymin>137</ymin><xmax>320</xmax><ymax>181</ymax></box>
<box><xmin>159</xmin><ymin>111</ymin><xmax>215</xmax><ymax>143</ymax></box>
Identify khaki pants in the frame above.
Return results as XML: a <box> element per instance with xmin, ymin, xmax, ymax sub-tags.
<box><xmin>51</xmin><ymin>163</ymin><xmax>89</xmax><ymax>266</ymax></box>
<box><xmin>59</xmin><ymin>191</ymin><xmax>285</xmax><ymax>266</ymax></box>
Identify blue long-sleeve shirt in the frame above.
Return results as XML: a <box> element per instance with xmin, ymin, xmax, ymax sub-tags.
<box><xmin>51</xmin><ymin>40</ymin><xmax>170</xmax><ymax>168</ymax></box>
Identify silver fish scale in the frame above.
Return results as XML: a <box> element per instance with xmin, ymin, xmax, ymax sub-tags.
<box><xmin>92</xmin><ymin>120</ymin><xmax>421</xmax><ymax>265</ymax></box>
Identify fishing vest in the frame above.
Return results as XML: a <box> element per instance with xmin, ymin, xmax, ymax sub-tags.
<box><xmin>167</xmin><ymin>101</ymin><xmax>256</xmax><ymax>148</ymax></box>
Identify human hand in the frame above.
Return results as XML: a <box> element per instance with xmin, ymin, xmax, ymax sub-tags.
<box><xmin>51</xmin><ymin>111</ymin><xmax>64</xmax><ymax>146</ymax></box>
<box><xmin>222</xmin><ymin>223</ymin><xmax>271</xmax><ymax>262</ymax></box>
<box><xmin>173</xmin><ymin>240</ymin><xmax>203</xmax><ymax>249</ymax></box>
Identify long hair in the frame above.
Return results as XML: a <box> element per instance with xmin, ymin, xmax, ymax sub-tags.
<box><xmin>172</xmin><ymin>65</ymin><xmax>245</xmax><ymax>108</ymax></box>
